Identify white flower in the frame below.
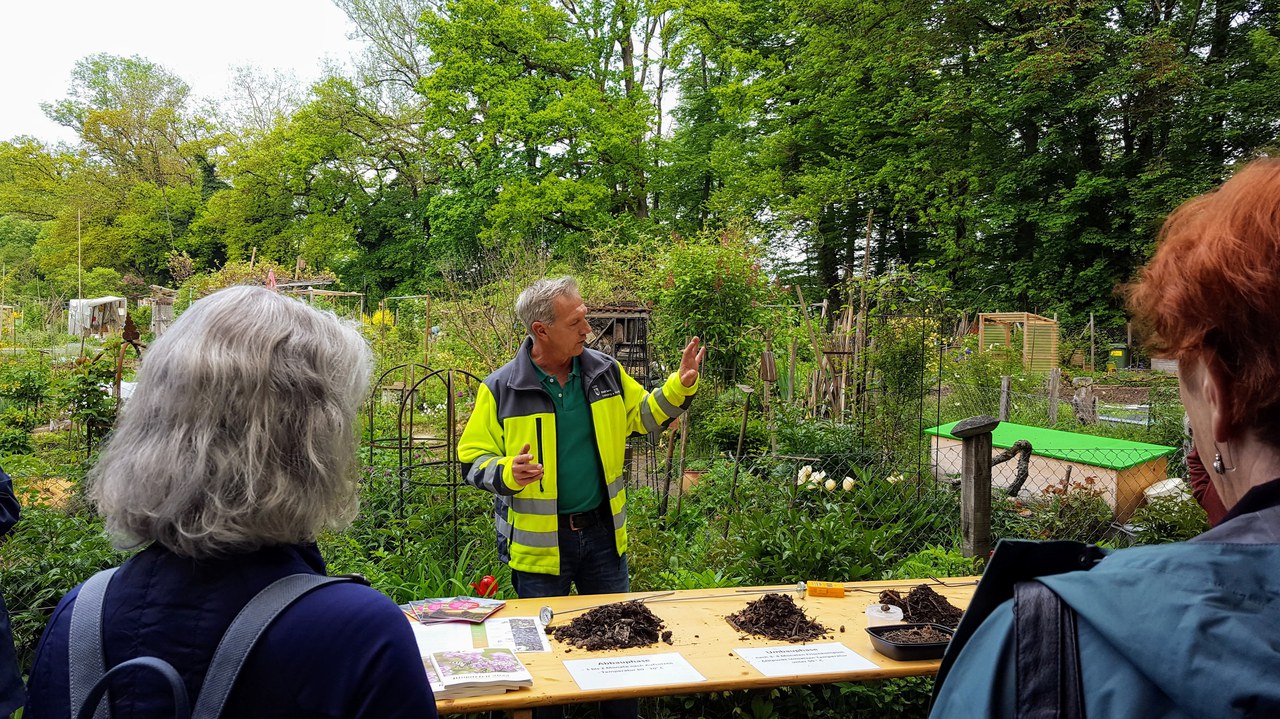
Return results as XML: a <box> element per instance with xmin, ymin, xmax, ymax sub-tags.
<box><xmin>797</xmin><ymin>465</ymin><xmax>813</xmax><ymax>485</ymax></box>
<box><xmin>824</xmin><ymin>478</ymin><xmax>836</xmax><ymax>491</ymax></box>
<box><xmin>886</xmin><ymin>474</ymin><xmax>904</xmax><ymax>484</ymax></box>
<box><xmin>842</xmin><ymin>477</ymin><xmax>855</xmax><ymax>491</ymax></box>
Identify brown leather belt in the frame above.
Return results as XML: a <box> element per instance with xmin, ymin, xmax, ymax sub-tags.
<box><xmin>560</xmin><ymin>505</ymin><xmax>604</xmax><ymax>531</ymax></box>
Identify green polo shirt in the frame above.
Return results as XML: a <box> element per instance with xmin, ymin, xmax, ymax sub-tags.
<box><xmin>531</xmin><ymin>356</ymin><xmax>606</xmax><ymax>514</ymax></box>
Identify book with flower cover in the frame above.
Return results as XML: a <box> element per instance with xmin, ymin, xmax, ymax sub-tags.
<box><xmin>400</xmin><ymin>596</ymin><xmax>506</xmax><ymax>624</ymax></box>
<box><xmin>426</xmin><ymin>647</ymin><xmax>533</xmax><ymax>699</ymax></box>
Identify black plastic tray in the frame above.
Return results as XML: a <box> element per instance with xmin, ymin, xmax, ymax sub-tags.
<box><xmin>865</xmin><ymin>623</ymin><xmax>954</xmax><ymax>661</ymax></box>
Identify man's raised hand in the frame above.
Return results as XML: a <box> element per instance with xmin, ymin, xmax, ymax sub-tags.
<box><xmin>679</xmin><ymin>336</ymin><xmax>706</xmax><ymax>388</ymax></box>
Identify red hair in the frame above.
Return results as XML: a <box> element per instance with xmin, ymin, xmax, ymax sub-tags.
<box><xmin>1128</xmin><ymin>157</ymin><xmax>1280</xmax><ymax>433</ymax></box>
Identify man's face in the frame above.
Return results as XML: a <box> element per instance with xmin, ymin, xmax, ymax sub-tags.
<box><xmin>538</xmin><ymin>293</ymin><xmax>590</xmax><ymax>358</ymax></box>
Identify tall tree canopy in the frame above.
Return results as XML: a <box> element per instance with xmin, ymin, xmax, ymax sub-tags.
<box><xmin>1</xmin><ymin>1</ymin><xmax>1278</xmax><ymax>327</ymax></box>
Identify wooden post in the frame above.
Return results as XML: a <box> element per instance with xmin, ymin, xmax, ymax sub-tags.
<box><xmin>1047</xmin><ymin>367</ymin><xmax>1061</xmax><ymax>425</ymax></box>
<box><xmin>761</xmin><ymin>333</ymin><xmax>778</xmax><ymax>453</ymax></box>
<box><xmin>1089</xmin><ymin>312</ymin><xmax>1095</xmax><ymax>372</ymax></box>
<box><xmin>954</xmin><ymin>415</ymin><xmax>999</xmax><ymax>559</ymax></box>
<box><xmin>999</xmin><ymin>376</ymin><xmax>1011</xmax><ymax>421</ymax></box>
<box><xmin>424</xmin><ymin>295</ymin><xmax>432</xmax><ymax>369</ymax></box>
<box><xmin>787</xmin><ymin>337</ymin><xmax>797</xmax><ymax>404</ymax></box>
<box><xmin>794</xmin><ymin>286</ymin><xmax>826</xmax><ymax>414</ymax></box>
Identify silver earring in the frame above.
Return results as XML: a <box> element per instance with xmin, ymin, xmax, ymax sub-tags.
<box><xmin>1212</xmin><ymin>445</ymin><xmax>1236</xmax><ymax>474</ymax></box>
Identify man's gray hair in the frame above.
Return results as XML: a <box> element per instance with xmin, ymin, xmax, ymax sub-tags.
<box><xmin>515</xmin><ymin>276</ymin><xmax>579</xmax><ymax>333</ymax></box>
<box><xmin>89</xmin><ymin>285</ymin><xmax>373</xmax><ymax>559</ymax></box>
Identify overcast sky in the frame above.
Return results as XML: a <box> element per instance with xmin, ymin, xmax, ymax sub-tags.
<box><xmin>1</xmin><ymin>0</ymin><xmax>364</xmax><ymax>144</ymax></box>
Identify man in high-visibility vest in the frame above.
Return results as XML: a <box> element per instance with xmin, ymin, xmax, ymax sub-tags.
<box><xmin>459</xmin><ymin>276</ymin><xmax>703</xmax><ymax>719</ymax></box>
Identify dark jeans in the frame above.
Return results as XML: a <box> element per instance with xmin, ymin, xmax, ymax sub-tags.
<box><xmin>511</xmin><ymin>512</ymin><xmax>635</xmax><ymax>719</ymax></box>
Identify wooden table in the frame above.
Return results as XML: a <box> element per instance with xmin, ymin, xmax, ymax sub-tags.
<box><xmin>436</xmin><ymin>576</ymin><xmax>978</xmax><ymax>718</ymax></box>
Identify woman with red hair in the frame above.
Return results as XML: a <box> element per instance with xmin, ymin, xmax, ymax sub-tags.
<box><xmin>931</xmin><ymin>158</ymin><xmax>1280</xmax><ymax>718</ymax></box>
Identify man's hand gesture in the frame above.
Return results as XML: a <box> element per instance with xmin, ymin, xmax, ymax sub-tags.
<box><xmin>679</xmin><ymin>337</ymin><xmax>706</xmax><ymax>388</ymax></box>
<box><xmin>511</xmin><ymin>443</ymin><xmax>543</xmax><ymax>487</ymax></box>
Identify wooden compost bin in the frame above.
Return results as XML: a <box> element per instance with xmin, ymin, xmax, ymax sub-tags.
<box><xmin>925</xmin><ymin>421</ymin><xmax>1174</xmax><ymax>521</ymax></box>
<box><xmin>977</xmin><ymin>312</ymin><xmax>1059</xmax><ymax>372</ymax></box>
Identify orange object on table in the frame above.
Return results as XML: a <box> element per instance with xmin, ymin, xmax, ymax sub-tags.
<box><xmin>805</xmin><ymin>581</ymin><xmax>846</xmax><ymax>598</ymax></box>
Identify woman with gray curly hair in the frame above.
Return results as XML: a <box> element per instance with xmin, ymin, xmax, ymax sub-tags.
<box><xmin>24</xmin><ymin>286</ymin><xmax>437</xmax><ymax>718</ymax></box>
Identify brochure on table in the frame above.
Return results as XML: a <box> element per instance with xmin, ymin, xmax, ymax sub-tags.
<box><xmin>484</xmin><ymin>616</ymin><xmax>552</xmax><ymax>653</ymax></box>
<box><xmin>426</xmin><ymin>647</ymin><xmax>533</xmax><ymax>699</ymax></box>
<box><xmin>409</xmin><ymin>616</ymin><xmax>552</xmax><ymax>654</ymax></box>
<box><xmin>733</xmin><ymin>643</ymin><xmax>878</xmax><ymax>678</ymax></box>
<box><xmin>563</xmin><ymin>653</ymin><xmax>706</xmax><ymax>691</ymax></box>
<box><xmin>401</xmin><ymin>596</ymin><xmax>506</xmax><ymax>624</ymax></box>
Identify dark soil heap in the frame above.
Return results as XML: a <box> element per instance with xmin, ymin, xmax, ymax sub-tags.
<box><xmin>547</xmin><ymin>600</ymin><xmax>669</xmax><ymax>651</ymax></box>
<box><xmin>880</xmin><ymin>625</ymin><xmax>951</xmax><ymax>644</ymax></box>
<box><xmin>878</xmin><ymin>585</ymin><xmax>964</xmax><ymax>628</ymax></box>
<box><xmin>726</xmin><ymin>593</ymin><xmax>828</xmax><ymax>642</ymax></box>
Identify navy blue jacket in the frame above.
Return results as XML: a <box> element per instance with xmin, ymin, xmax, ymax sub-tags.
<box><xmin>932</xmin><ymin>483</ymin><xmax>1280</xmax><ymax>718</ymax></box>
<box><xmin>24</xmin><ymin>543</ymin><xmax>437</xmax><ymax>719</ymax></box>
<box><xmin>0</xmin><ymin>467</ymin><xmax>23</xmax><ymax>715</ymax></box>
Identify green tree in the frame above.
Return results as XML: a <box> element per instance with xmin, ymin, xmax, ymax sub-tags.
<box><xmin>42</xmin><ymin>53</ymin><xmax>218</xmax><ymax>187</ymax></box>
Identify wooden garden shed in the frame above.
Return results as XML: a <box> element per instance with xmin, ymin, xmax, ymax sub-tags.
<box><xmin>977</xmin><ymin>312</ymin><xmax>1059</xmax><ymax>372</ymax></box>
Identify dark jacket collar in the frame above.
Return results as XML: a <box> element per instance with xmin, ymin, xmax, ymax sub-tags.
<box><xmin>506</xmin><ymin>337</ymin><xmax>613</xmax><ymax>391</ymax></box>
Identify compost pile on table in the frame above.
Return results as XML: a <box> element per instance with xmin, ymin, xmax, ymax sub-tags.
<box><xmin>877</xmin><ymin>585</ymin><xmax>963</xmax><ymax>628</ymax></box>
<box><xmin>547</xmin><ymin>600</ymin><xmax>671</xmax><ymax>650</ymax></box>
<box><xmin>726</xmin><ymin>593</ymin><xmax>828</xmax><ymax>642</ymax></box>
<box><xmin>880</xmin><ymin>625</ymin><xmax>951</xmax><ymax>644</ymax></box>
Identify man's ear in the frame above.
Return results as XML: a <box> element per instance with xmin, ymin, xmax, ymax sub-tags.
<box><xmin>530</xmin><ymin>320</ymin><xmax>548</xmax><ymax>340</ymax></box>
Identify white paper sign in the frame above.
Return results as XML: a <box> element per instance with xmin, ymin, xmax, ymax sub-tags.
<box><xmin>733</xmin><ymin>643</ymin><xmax>877</xmax><ymax>678</ymax></box>
<box><xmin>410</xmin><ymin>621</ymin><xmax>475</xmax><ymax>653</ymax></box>
<box><xmin>564</xmin><ymin>653</ymin><xmax>706</xmax><ymax>691</ymax></box>
<box><xmin>483</xmin><ymin>616</ymin><xmax>552</xmax><ymax>653</ymax></box>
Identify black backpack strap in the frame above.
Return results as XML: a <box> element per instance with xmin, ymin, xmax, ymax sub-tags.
<box><xmin>68</xmin><ymin>567</ymin><xmax>119</xmax><ymax>719</ymax></box>
<box><xmin>190</xmin><ymin>574</ymin><xmax>354</xmax><ymax>719</ymax></box>
<box><xmin>1014</xmin><ymin>580</ymin><xmax>1085</xmax><ymax>719</ymax></box>
<box><xmin>76</xmin><ymin>657</ymin><xmax>190</xmax><ymax>719</ymax></box>
<box><xmin>69</xmin><ymin>570</ymin><xmax>355</xmax><ymax>719</ymax></box>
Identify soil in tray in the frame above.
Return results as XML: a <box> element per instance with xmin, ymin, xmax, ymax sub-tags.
<box><xmin>726</xmin><ymin>592</ymin><xmax>829</xmax><ymax>642</ymax></box>
<box><xmin>878</xmin><ymin>585</ymin><xmax>964</xmax><ymax>628</ymax></box>
<box><xmin>546</xmin><ymin>600</ymin><xmax>671</xmax><ymax>651</ymax></box>
<box><xmin>879</xmin><ymin>625</ymin><xmax>951</xmax><ymax>644</ymax></box>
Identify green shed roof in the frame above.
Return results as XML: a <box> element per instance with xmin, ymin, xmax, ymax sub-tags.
<box><xmin>924</xmin><ymin>421</ymin><xmax>1175</xmax><ymax>471</ymax></box>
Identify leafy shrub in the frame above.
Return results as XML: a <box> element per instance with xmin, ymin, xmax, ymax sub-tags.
<box><xmin>0</xmin><ymin>407</ymin><xmax>34</xmax><ymax>432</ymax></box>
<box><xmin>624</xmin><ymin>677</ymin><xmax>935</xmax><ymax>719</ymax></box>
<box><xmin>53</xmin><ymin>358</ymin><xmax>117</xmax><ymax>450</ymax></box>
<box><xmin>775</xmin><ymin>409</ymin><xmax>869</xmax><ymax>457</ymax></box>
<box><xmin>0</xmin><ymin>360</ymin><xmax>50</xmax><ymax>419</ymax></box>
<box><xmin>319</xmin><ymin>466</ymin><xmax>509</xmax><ymax>602</ymax></box>
<box><xmin>993</xmin><ymin>484</ymin><xmax>1115</xmax><ymax>543</ymax></box>
<box><xmin>1128</xmin><ymin>492</ymin><xmax>1209</xmax><ymax>544</ymax></box>
<box><xmin>647</xmin><ymin>225</ymin><xmax>772</xmax><ymax>383</ymax></box>
<box><xmin>702</xmin><ymin>414</ymin><xmax>768</xmax><ymax>455</ymax></box>
<box><xmin>724</xmin><ymin>503</ymin><xmax>888</xmax><ymax>585</ymax></box>
<box><xmin>1</xmin><ymin>497</ymin><xmax>128</xmax><ymax>673</ymax></box>
<box><xmin>0</xmin><ymin>427</ymin><xmax>33</xmax><ymax>456</ymax></box>
<box><xmin>886</xmin><ymin>545</ymin><xmax>981</xmax><ymax>580</ymax></box>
